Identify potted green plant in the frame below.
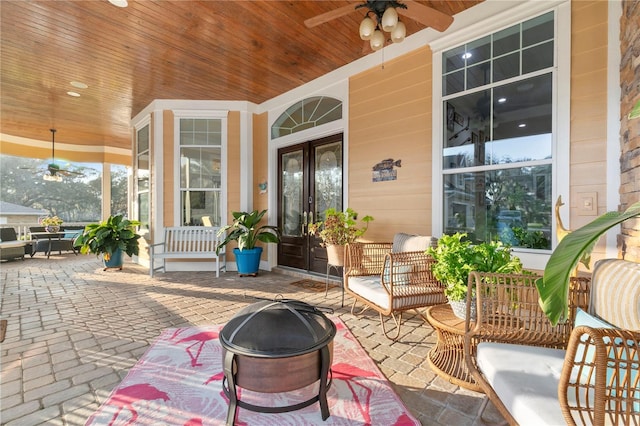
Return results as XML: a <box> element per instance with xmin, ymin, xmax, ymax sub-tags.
<box><xmin>216</xmin><ymin>209</ymin><xmax>281</xmax><ymax>276</ymax></box>
<box><xmin>308</xmin><ymin>207</ymin><xmax>374</xmax><ymax>266</ymax></box>
<box><xmin>427</xmin><ymin>232</ymin><xmax>523</xmax><ymax>318</ymax></box>
<box><xmin>536</xmin><ymin>200</ymin><xmax>640</xmax><ymax>325</ymax></box>
<box><xmin>41</xmin><ymin>215</ymin><xmax>64</xmax><ymax>233</ymax></box>
<box><xmin>74</xmin><ymin>214</ymin><xmax>142</xmax><ymax>270</ymax></box>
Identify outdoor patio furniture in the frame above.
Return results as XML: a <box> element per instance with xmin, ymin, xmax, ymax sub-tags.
<box><xmin>0</xmin><ymin>227</ymin><xmax>28</xmax><ymax>261</ymax></box>
<box><xmin>29</xmin><ymin>226</ymin><xmax>80</xmax><ymax>257</ymax></box>
<box><xmin>465</xmin><ymin>260</ymin><xmax>639</xmax><ymax>425</ymax></box>
<box><xmin>343</xmin><ymin>233</ymin><xmax>446</xmax><ymax>340</ymax></box>
<box><xmin>149</xmin><ymin>226</ymin><xmax>226</xmax><ymax>278</ymax></box>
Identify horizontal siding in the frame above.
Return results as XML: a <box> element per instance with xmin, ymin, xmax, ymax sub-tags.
<box><xmin>570</xmin><ymin>1</ymin><xmax>609</xmax><ymax>266</ymax></box>
<box><xmin>349</xmin><ymin>46</ymin><xmax>433</xmax><ymax>241</ymax></box>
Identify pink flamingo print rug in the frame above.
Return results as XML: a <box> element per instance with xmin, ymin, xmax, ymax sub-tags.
<box><xmin>86</xmin><ymin>317</ymin><xmax>419</xmax><ymax>425</ymax></box>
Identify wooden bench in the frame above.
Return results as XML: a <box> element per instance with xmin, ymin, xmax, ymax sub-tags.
<box><xmin>149</xmin><ymin>226</ymin><xmax>225</xmax><ymax>277</ymax></box>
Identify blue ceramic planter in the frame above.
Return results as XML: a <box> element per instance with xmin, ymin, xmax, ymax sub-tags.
<box><xmin>103</xmin><ymin>248</ymin><xmax>124</xmax><ymax>270</ymax></box>
<box><xmin>233</xmin><ymin>247</ymin><xmax>262</xmax><ymax>276</ymax></box>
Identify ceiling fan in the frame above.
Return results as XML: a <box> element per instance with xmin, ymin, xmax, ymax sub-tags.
<box><xmin>26</xmin><ymin>129</ymin><xmax>84</xmax><ymax>182</ymax></box>
<box><xmin>304</xmin><ymin>1</ymin><xmax>454</xmax><ymax>41</ymax></box>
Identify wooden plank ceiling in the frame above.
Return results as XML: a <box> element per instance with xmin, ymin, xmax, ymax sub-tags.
<box><xmin>0</xmin><ymin>1</ymin><xmax>480</xmax><ymax>154</ymax></box>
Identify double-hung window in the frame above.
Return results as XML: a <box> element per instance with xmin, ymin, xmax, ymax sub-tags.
<box><xmin>440</xmin><ymin>11</ymin><xmax>557</xmax><ymax>251</ymax></box>
<box><xmin>178</xmin><ymin>116</ymin><xmax>225</xmax><ymax>227</ymax></box>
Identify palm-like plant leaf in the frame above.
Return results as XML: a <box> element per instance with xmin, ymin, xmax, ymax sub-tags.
<box><xmin>536</xmin><ymin>201</ymin><xmax>640</xmax><ymax>325</ymax></box>
<box><xmin>216</xmin><ymin>209</ymin><xmax>280</xmax><ymax>254</ymax></box>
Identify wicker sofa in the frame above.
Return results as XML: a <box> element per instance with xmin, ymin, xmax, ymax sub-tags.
<box><xmin>343</xmin><ymin>233</ymin><xmax>447</xmax><ymax>340</ymax></box>
<box><xmin>465</xmin><ymin>259</ymin><xmax>639</xmax><ymax>425</ymax></box>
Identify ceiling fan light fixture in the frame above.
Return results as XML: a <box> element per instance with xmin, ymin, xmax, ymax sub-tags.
<box><xmin>43</xmin><ymin>174</ymin><xmax>62</xmax><ymax>182</ymax></box>
<box><xmin>370</xmin><ymin>29</ymin><xmax>385</xmax><ymax>51</ymax></box>
<box><xmin>108</xmin><ymin>0</ymin><xmax>128</xmax><ymax>7</ymax></box>
<box><xmin>381</xmin><ymin>7</ymin><xmax>399</xmax><ymax>32</ymax></box>
<box><xmin>390</xmin><ymin>20</ymin><xmax>406</xmax><ymax>43</ymax></box>
<box><xmin>359</xmin><ymin>16</ymin><xmax>376</xmax><ymax>40</ymax></box>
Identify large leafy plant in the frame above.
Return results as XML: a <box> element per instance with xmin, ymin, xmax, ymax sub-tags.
<box><xmin>308</xmin><ymin>207</ymin><xmax>374</xmax><ymax>246</ymax></box>
<box><xmin>536</xmin><ymin>201</ymin><xmax>640</xmax><ymax>325</ymax></box>
<box><xmin>427</xmin><ymin>233</ymin><xmax>523</xmax><ymax>301</ymax></box>
<box><xmin>216</xmin><ymin>209</ymin><xmax>280</xmax><ymax>253</ymax></box>
<box><xmin>75</xmin><ymin>214</ymin><xmax>142</xmax><ymax>259</ymax></box>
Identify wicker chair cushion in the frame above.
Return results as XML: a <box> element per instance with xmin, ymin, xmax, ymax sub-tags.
<box><xmin>391</xmin><ymin>233</ymin><xmax>437</xmax><ymax>253</ymax></box>
<box><xmin>476</xmin><ymin>342</ymin><xmax>566</xmax><ymax>426</ymax></box>
<box><xmin>348</xmin><ymin>276</ymin><xmax>391</xmax><ymax>310</ymax></box>
<box><xmin>348</xmin><ymin>276</ymin><xmax>446</xmax><ymax>311</ymax></box>
<box><xmin>382</xmin><ymin>261</ymin><xmax>413</xmax><ymax>285</ymax></box>
<box><xmin>590</xmin><ymin>259</ymin><xmax>640</xmax><ymax>330</ymax></box>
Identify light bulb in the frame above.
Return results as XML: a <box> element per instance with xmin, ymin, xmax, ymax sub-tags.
<box><xmin>43</xmin><ymin>174</ymin><xmax>62</xmax><ymax>182</ymax></box>
<box><xmin>390</xmin><ymin>21</ymin><xmax>406</xmax><ymax>43</ymax></box>
<box><xmin>381</xmin><ymin>7</ymin><xmax>398</xmax><ymax>32</ymax></box>
<box><xmin>370</xmin><ymin>30</ymin><xmax>385</xmax><ymax>51</ymax></box>
<box><xmin>359</xmin><ymin>16</ymin><xmax>375</xmax><ymax>40</ymax></box>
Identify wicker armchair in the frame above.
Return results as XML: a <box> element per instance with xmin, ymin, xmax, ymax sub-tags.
<box><xmin>465</xmin><ymin>259</ymin><xmax>640</xmax><ymax>425</ymax></box>
<box><xmin>344</xmin><ymin>234</ymin><xmax>447</xmax><ymax>340</ymax></box>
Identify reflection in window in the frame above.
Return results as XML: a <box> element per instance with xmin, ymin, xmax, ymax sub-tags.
<box><xmin>136</xmin><ymin>124</ymin><xmax>150</xmax><ymax>235</ymax></box>
<box><xmin>314</xmin><ymin>142</ymin><xmax>343</xmax><ymax>221</ymax></box>
<box><xmin>444</xmin><ymin>166</ymin><xmax>552</xmax><ymax>249</ymax></box>
<box><xmin>180</xmin><ymin>118</ymin><xmax>222</xmax><ymax>227</ymax></box>
<box><xmin>110</xmin><ymin>164</ymin><xmax>129</xmax><ymax>217</ymax></box>
<box><xmin>281</xmin><ymin>151</ymin><xmax>304</xmax><ymax>237</ymax></box>
<box><xmin>441</xmin><ymin>11</ymin><xmax>555</xmax><ymax>250</ymax></box>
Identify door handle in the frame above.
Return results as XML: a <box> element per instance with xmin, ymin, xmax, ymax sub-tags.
<box><xmin>302</xmin><ymin>211</ymin><xmax>308</xmax><ymax>235</ymax></box>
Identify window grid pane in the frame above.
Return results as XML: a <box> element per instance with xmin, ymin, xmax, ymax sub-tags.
<box><xmin>179</xmin><ymin>118</ymin><xmax>223</xmax><ymax>226</ymax></box>
<box><xmin>441</xmin><ymin>12</ymin><xmax>555</xmax><ymax>250</ymax></box>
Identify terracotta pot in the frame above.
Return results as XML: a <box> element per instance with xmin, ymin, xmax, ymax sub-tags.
<box><xmin>326</xmin><ymin>244</ymin><xmax>345</xmax><ymax>266</ymax></box>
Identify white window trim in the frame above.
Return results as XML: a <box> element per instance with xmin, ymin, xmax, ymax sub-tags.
<box><xmin>172</xmin><ymin>110</ymin><xmax>228</xmax><ymax>228</ymax></box>
<box><xmin>132</xmin><ymin>115</ymin><xmax>151</xmax><ymax>241</ymax></box>
<box><xmin>431</xmin><ymin>2</ymin><xmax>570</xmax><ymax>270</ymax></box>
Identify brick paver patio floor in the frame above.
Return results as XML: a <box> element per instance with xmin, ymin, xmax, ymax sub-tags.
<box><xmin>1</xmin><ymin>254</ymin><xmax>504</xmax><ymax>425</ymax></box>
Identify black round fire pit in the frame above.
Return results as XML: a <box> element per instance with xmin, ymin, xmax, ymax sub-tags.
<box><xmin>219</xmin><ymin>299</ymin><xmax>336</xmax><ymax>425</ymax></box>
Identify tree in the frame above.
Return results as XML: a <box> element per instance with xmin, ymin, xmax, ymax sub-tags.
<box><xmin>0</xmin><ymin>154</ymin><xmax>127</xmax><ymax>223</ymax></box>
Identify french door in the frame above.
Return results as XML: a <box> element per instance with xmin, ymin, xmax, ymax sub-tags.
<box><xmin>277</xmin><ymin>134</ymin><xmax>343</xmax><ymax>274</ymax></box>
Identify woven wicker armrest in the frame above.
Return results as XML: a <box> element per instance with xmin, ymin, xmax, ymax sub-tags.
<box><xmin>560</xmin><ymin>325</ymin><xmax>640</xmax><ymax>426</ymax></box>
<box><xmin>344</xmin><ymin>242</ymin><xmax>392</xmax><ymax>277</ymax></box>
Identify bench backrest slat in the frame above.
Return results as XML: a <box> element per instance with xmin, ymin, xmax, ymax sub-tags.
<box><xmin>162</xmin><ymin>226</ymin><xmax>221</xmax><ymax>253</ymax></box>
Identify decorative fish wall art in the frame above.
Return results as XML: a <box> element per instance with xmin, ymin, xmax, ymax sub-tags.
<box><xmin>372</xmin><ymin>159</ymin><xmax>401</xmax><ymax>182</ymax></box>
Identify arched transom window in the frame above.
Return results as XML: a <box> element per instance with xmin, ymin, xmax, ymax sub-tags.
<box><xmin>271</xmin><ymin>96</ymin><xmax>342</xmax><ymax>139</ymax></box>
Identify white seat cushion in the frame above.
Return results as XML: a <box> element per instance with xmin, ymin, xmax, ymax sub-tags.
<box><xmin>347</xmin><ymin>276</ymin><xmax>389</xmax><ymax>310</ymax></box>
<box><xmin>0</xmin><ymin>240</ymin><xmax>27</xmax><ymax>248</ymax></box>
<box><xmin>477</xmin><ymin>342</ymin><xmax>567</xmax><ymax>426</ymax></box>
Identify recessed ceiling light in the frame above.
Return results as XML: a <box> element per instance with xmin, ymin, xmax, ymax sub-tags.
<box><xmin>462</xmin><ymin>52</ymin><xmax>472</xmax><ymax>60</ymax></box>
<box><xmin>518</xmin><ymin>123</ymin><xmax>526</xmax><ymax>128</ymax></box>
<box><xmin>498</xmin><ymin>97</ymin><xmax>507</xmax><ymax>103</ymax></box>
<box><xmin>108</xmin><ymin>0</ymin><xmax>128</xmax><ymax>7</ymax></box>
<box><xmin>70</xmin><ymin>81</ymin><xmax>88</xmax><ymax>89</ymax></box>
<box><xmin>67</xmin><ymin>91</ymin><xmax>81</xmax><ymax>97</ymax></box>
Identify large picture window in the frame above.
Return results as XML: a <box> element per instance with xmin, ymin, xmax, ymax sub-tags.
<box><xmin>441</xmin><ymin>11</ymin><xmax>555</xmax><ymax>250</ymax></box>
<box><xmin>179</xmin><ymin>118</ymin><xmax>223</xmax><ymax>227</ymax></box>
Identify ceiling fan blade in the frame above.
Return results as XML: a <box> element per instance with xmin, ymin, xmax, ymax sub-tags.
<box><xmin>399</xmin><ymin>0</ymin><xmax>454</xmax><ymax>32</ymax></box>
<box><xmin>304</xmin><ymin>3</ymin><xmax>359</xmax><ymax>28</ymax></box>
